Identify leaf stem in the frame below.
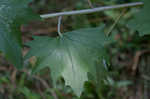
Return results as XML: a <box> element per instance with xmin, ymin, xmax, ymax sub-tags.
<box><xmin>40</xmin><ymin>2</ymin><xmax>143</xmax><ymax>19</ymax></box>
<box><xmin>58</xmin><ymin>16</ymin><xmax>63</xmax><ymax>37</ymax></box>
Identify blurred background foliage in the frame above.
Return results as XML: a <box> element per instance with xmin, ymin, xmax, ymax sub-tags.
<box><xmin>1</xmin><ymin>0</ymin><xmax>150</xmax><ymax>99</ymax></box>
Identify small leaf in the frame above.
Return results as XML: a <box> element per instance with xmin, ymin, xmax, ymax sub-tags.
<box><xmin>0</xmin><ymin>0</ymin><xmax>40</xmax><ymax>68</ymax></box>
<box><xmin>20</xmin><ymin>87</ymin><xmax>41</xmax><ymax>99</ymax></box>
<box><xmin>25</xmin><ymin>26</ymin><xmax>111</xmax><ymax>96</ymax></box>
<box><xmin>128</xmin><ymin>0</ymin><xmax>150</xmax><ymax>36</ymax></box>
<box><xmin>88</xmin><ymin>49</ymin><xmax>109</xmax><ymax>86</ymax></box>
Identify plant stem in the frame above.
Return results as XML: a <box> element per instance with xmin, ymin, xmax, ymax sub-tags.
<box><xmin>107</xmin><ymin>9</ymin><xmax>126</xmax><ymax>36</ymax></box>
<box><xmin>87</xmin><ymin>0</ymin><xmax>94</xmax><ymax>8</ymax></box>
<box><xmin>40</xmin><ymin>2</ymin><xmax>143</xmax><ymax>19</ymax></box>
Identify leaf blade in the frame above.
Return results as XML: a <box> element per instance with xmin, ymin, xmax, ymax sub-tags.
<box><xmin>26</xmin><ymin>26</ymin><xmax>111</xmax><ymax>96</ymax></box>
<box><xmin>128</xmin><ymin>0</ymin><xmax>150</xmax><ymax>36</ymax></box>
<box><xmin>0</xmin><ymin>0</ymin><xmax>40</xmax><ymax>68</ymax></box>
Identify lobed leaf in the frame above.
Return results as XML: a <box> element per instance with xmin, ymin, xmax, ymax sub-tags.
<box><xmin>0</xmin><ymin>0</ymin><xmax>40</xmax><ymax>68</ymax></box>
<box><xmin>128</xmin><ymin>0</ymin><xmax>150</xmax><ymax>36</ymax></box>
<box><xmin>25</xmin><ymin>26</ymin><xmax>111</xmax><ymax>96</ymax></box>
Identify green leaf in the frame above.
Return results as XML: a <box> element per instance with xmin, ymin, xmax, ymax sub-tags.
<box><xmin>0</xmin><ymin>0</ymin><xmax>40</xmax><ymax>68</ymax></box>
<box><xmin>25</xmin><ymin>26</ymin><xmax>111</xmax><ymax>96</ymax></box>
<box><xmin>20</xmin><ymin>87</ymin><xmax>41</xmax><ymax>99</ymax></box>
<box><xmin>128</xmin><ymin>0</ymin><xmax>150</xmax><ymax>36</ymax></box>
<box><xmin>88</xmin><ymin>49</ymin><xmax>109</xmax><ymax>83</ymax></box>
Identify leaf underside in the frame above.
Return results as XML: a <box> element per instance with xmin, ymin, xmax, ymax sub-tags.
<box><xmin>0</xmin><ymin>0</ymin><xmax>40</xmax><ymax>68</ymax></box>
<box><xmin>128</xmin><ymin>0</ymin><xmax>150</xmax><ymax>36</ymax></box>
<box><xmin>25</xmin><ymin>26</ymin><xmax>111</xmax><ymax>96</ymax></box>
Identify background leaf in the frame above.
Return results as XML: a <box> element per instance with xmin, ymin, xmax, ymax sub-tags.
<box><xmin>0</xmin><ymin>0</ymin><xmax>40</xmax><ymax>68</ymax></box>
<box><xmin>25</xmin><ymin>26</ymin><xmax>111</xmax><ymax>96</ymax></box>
<box><xmin>128</xmin><ymin>0</ymin><xmax>150</xmax><ymax>36</ymax></box>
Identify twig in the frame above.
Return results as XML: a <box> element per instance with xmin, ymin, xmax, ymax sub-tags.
<box><xmin>33</xmin><ymin>76</ymin><xmax>58</xmax><ymax>99</ymax></box>
<box><xmin>0</xmin><ymin>67</ymin><xmax>58</xmax><ymax>99</ymax></box>
<box><xmin>142</xmin><ymin>75</ymin><xmax>150</xmax><ymax>81</ymax></box>
<box><xmin>40</xmin><ymin>2</ymin><xmax>143</xmax><ymax>19</ymax></box>
<box><xmin>11</xmin><ymin>68</ymin><xmax>17</xmax><ymax>88</ymax></box>
<box><xmin>0</xmin><ymin>66</ymin><xmax>7</xmax><ymax>71</ymax></box>
<box><xmin>87</xmin><ymin>0</ymin><xmax>94</xmax><ymax>8</ymax></box>
<box><xmin>107</xmin><ymin>9</ymin><xmax>126</xmax><ymax>36</ymax></box>
<box><xmin>35</xmin><ymin>83</ymin><xmax>46</xmax><ymax>99</ymax></box>
<box><xmin>132</xmin><ymin>50</ymin><xmax>150</xmax><ymax>75</ymax></box>
<box><xmin>23</xmin><ymin>70</ymin><xmax>58</xmax><ymax>99</ymax></box>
